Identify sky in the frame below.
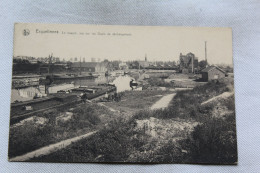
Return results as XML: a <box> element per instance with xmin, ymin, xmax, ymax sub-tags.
<box><xmin>13</xmin><ymin>23</ymin><xmax>233</xmax><ymax>65</ymax></box>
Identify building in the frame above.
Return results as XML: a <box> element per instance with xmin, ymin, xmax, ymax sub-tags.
<box><xmin>138</xmin><ymin>61</ymin><xmax>151</xmax><ymax>69</ymax></box>
<box><xmin>119</xmin><ymin>62</ymin><xmax>129</xmax><ymax>70</ymax></box>
<box><xmin>71</xmin><ymin>62</ymin><xmax>107</xmax><ymax>73</ymax></box>
<box><xmin>138</xmin><ymin>55</ymin><xmax>152</xmax><ymax>68</ymax></box>
<box><xmin>179</xmin><ymin>52</ymin><xmax>199</xmax><ymax>73</ymax></box>
<box><xmin>91</xmin><ymin>58</ymin><xmax>96</xmax><ymax>62</ymax></box>
<box><xmin>201</xmin><ymin>66</ymin><xmax>226</xmax><ymax>81</ymax></box>
<box><xmin>54</xmin><ymin>57</ymin><xmax>60</xmax><ymax>63</ymax></box>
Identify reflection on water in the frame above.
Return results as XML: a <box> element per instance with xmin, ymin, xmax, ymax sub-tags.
<box><xmin>73</xmin><ymin>76</ymin><xmax>113</xmax><ymax>87</ymax></box>
<box><xmin>11</xmin><ymin>75</ymin><xmax>133</xmax><ymax>103</ymax></box>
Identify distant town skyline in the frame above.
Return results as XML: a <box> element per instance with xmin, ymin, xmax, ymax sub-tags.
<box><xmin>13</xmin><ymin>24</ymin><xmax>233</xmax><ymax>65</ymax></box>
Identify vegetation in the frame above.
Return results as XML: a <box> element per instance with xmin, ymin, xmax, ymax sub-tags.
<box><xmin>103</xmin><ymin>90</ymin><xmax>174</xmax><ymax>114</ymax></box>
<box><xmin>181</xmin><ymin>113</ymin><xmax>237</xmax><ymax>164</ymax></box>
<box><xmin>30</xmin><ymin>79</ymin><xmax>237</xmax><ymax>164</ymax></box>
<box><xmin>146</xmin><ymin>72</ymin><xmax>173</xmax><ymax>79</ymax></box>
<box><xmin>146</xmin><ymin>78</ymin><xmax>174</xmax><ymax>88</ymax></box>
<box><xmin>199</xmin><ymin>60</ymin><xmax>207</xmax><ymax>70</ymax></box>
<box><xmin>8</xmin><ymin>103</ymin><xmax>117</xmax><ymax>158</ymax></box>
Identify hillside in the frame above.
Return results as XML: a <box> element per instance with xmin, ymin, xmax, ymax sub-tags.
<box><xmin>30</xmin><ymin>79</ymin><xmax>237</xmax><ymax>164</ymax></box>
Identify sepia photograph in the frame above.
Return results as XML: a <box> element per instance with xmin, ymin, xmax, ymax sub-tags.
<box><xmin>8</xmin><ymin>23</ymin><xmax>237</xmax><ymax>164</ymax></box>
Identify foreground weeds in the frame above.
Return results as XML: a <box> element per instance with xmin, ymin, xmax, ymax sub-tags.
<box><xmin>30</xmin><ymin>80</ymin><xmax>237</xmax><ymax>164</ymax></box>
<box><xmin>9</xmin><ymin>103</ymin><xmax>117</xmax><ymax>158</ymax></box>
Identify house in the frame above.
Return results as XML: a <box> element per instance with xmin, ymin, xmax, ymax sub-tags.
<box><xmin>179</xmin><ymin>52</ymin><xmax>199</xmax><ymax>73</ymax></box>
<box><xmin>71</xmin><ymin>62</ymin><xmax>107</xmax><ymax>73</ymax></box>
<box><xmin>201</xmin><ymin>66</ymin><xmax>226</xmax><ymax>81</ymax></box>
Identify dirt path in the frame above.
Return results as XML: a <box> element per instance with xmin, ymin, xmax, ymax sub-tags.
<box><xmin>201</xmin><ymin>92</ymin><xmax>234</xmax><ymax>105</ymax></box>
<box><xmin>150</xmin><ymin>93</ymin><xmax>176</xmax><ymax>110</ymax></box>
<box><xmin>10</xmin><ymin>93</ymin><xmax>176</xmax><ymax>162</ymax></box>
<box><xmin>9</xmin><ymin>131</ymin><xmax>97</xmax><ymax>162</ymax></box>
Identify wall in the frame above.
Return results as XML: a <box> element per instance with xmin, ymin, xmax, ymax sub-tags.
<box><xmin>202</xmin><ymin>72</ymin><xmax>208</xmax><ymax>81</ymax></box>
<box><xmin>208</xmin><ymin>68</ymin><xmax>225</xmax><ymax>80</ymax></box>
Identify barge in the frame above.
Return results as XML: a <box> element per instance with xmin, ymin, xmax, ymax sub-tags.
<box><xmin>52</xmin><ymin>74</ymin><xmax>97</xmax><ymax>80</ymax></box>
<box><xmin>10</xmin><ymin>84</ymin><xmax>117</xmax><ymax>125</ymax></box>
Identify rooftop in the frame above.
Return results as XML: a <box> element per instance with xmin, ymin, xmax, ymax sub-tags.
<box><xmin>201</xmin><ymin>66</ymin><xmax>226</xmax><ymax>73</ymax></box>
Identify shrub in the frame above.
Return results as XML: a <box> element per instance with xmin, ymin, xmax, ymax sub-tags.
<box><xmin>147</xmin><ymin>78</ymin><xmax>174</xmax><ymax>87</ymax></box>
<box><xmin>9</xmin><ymin>123</ymin><xmax>53</xmax><ymax>158</ymax></box>
<box><xmin>181</xmin><ymin>114</ymin><xmax>237</xmax><ymax>164</ymax></box>
<box><xmin>72</xmin><ymin>106</ymin><xmax>101</xmax><ymax>125</ymax></box>
<box><xmin>29</xmin><ymin>79</ymin><xmax>236</xmax><ymax>163</ymax></box>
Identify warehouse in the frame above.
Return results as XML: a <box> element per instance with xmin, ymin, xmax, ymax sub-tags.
<box><xmin>71</xmin><ymin>62</ymin><xmax>107</xmax><ymax>73</ymax></box>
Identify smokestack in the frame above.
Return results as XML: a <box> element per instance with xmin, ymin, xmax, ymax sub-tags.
<box><xmin>80</xmin><ymin>57</ymin><xmax>82</xmax><ymax>75</ymax></box>
<box><xmin>205</xmin><ymin>41</ymin><xmax>208</xmax><ymax>67</ymax></box>
<box><xmin>192</xmin><ymin>56</ymin><xmax>194</xmax><ymax>73</ymax></box>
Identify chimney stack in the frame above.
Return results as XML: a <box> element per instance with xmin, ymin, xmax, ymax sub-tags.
<box><xmin>205</xmin><ymin>41</ymin><xmax>208</xmax><ymax>67</ymax></box>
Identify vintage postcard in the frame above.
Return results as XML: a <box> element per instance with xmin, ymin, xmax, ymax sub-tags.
<box><xmin>9</xmin><ymin>23</ymin><xmax>237</xmax><ymax>164</ymax></box>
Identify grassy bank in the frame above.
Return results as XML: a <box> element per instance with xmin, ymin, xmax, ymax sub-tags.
<box><xmin>30</xmin><ymin>79</ymin><xmax>237</xmax><ymax>164</ymax></box>
<box><xmin>103</xmin><ymin>90</ymin><xmax>174</xmax><ymax>115</ymax></box>
<box><xmin>8</xmin><ymin>102</ymin><xmax>119</xmax><ymax>158</ymax></box>
<box><xmin>146</xmin><ymin>78</ymin><xmax>174</xmax><ymax>88</ymax></box>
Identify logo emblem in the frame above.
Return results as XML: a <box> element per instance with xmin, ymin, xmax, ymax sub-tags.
<box><xmin>23</xmin><ymin>29</ymin><xmax>30</xmax><ymax>36</ymax></box>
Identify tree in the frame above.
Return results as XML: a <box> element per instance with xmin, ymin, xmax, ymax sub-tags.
<box><xmin>66</xmin><ymin>61</ymin><xmax>72</xmax><ymax>70</ymax></box>
<box><xmin>225</xmin><ymin>66</ymin><xmax>233</xmax><ymax>73</ymax></box>
<box><xmin>103</xmin><ymin>59</ymin><xmax>109</xmax><ymax>63</ymax></box>
<box><xmin>106</xmin><ymin>62</ymin><xmax>114</xmax><ymax>71</ymax></box>
<box><xmin>199</xmin><ymin>60</ymin><xmax>207</xmax><ymax>69</ymax></box>
<box><xmin>129</xmin><ymin>61</ymin><xmax>139</xmax><ymax>69</ymax></box>
<box><xmin>111</xmin><ymin>61</ymin><xmax>120</xmax><ymax>70</ymax></box>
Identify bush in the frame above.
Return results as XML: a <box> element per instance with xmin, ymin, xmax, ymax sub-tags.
<box><xmin>31</xmin><ymin>118</ymin><xmax>142</xmax><ymax>162</ymax></box>
<box><xmin>9</xmin><ymin>123</ymin><xmax>53</xmax><ymax>158</ymax></box>
<box><xmin>181</xmin><ymin>114</ymin><xmax>237</xmax><ymax>164</ymax></box>
<box><xmin>147</xmin><ymin>78</ymin><xmax>174</xmax><ymax>87</ymax></box>
<box><xmin>29</xmin><ymin>79</ymin><xmax>236</xmax><ymax>163</ymax></box>
<box><xmin>72</xmin><ymin>106</ymin><xmax>101</xmax><ymax>125</ymax></box>
<box><xmin>9</xmin><ymin>104</ymin><xmax>103</xmax><ymax>158</ymax></box>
